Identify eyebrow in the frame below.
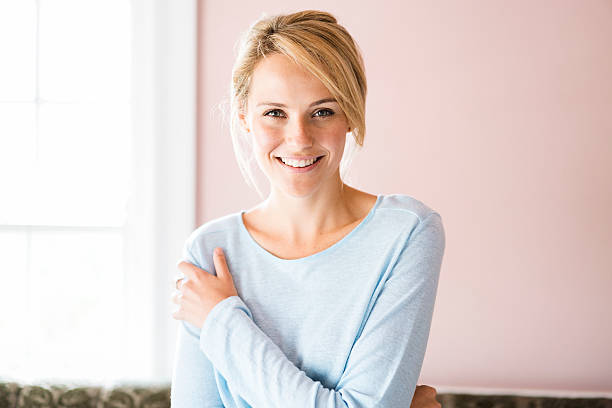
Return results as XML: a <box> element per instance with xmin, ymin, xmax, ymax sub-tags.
<box><xmin>256</xmin><ymin>97</ymin><xmax>337</xmax><ymax>108</ymax></box>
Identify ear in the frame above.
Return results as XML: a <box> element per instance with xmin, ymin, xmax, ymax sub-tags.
<box><xmin>238</xmin><ymin>109</ymin><xmax>250</xmax><ymax>134</ymax></box>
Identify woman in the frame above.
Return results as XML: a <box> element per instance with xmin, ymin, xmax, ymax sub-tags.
<box><xmin>170</xmin><ymin>10</ymin><xmax>445</xmax><ymax>407</ymax></box>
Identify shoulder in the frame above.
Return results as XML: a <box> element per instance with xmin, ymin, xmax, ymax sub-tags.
<box><xmin>181</xmin><ymin>211</ymin><xmax>241</xmax><ymax>268</ymax></box>
<box><xmin>186</xmin><ymin>212</ymin><xmax>239</xmax><ymax>243</ymax></box>
<box><xmin>378</xmin><ymin>196</ymin><xmax>446</xmax><ymax>281</ymax></box>
<box><xmin>375</xmin><ymin>194</ymin><xmax>445</xmax><ymax>252</ymax></box>
<box><xmin>377</xmin><ymin>194</ymin><xmax>442</xmax><ymax>225</ymax></box>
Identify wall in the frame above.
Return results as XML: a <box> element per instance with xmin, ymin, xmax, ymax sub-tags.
<box><xmin>196</xmin><ymin>0</ymin><xmax>612</xmax><ymax>393</ymax></box>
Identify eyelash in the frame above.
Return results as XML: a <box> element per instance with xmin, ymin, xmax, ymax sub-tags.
<box><xmin>263</xmin><ymin>108</ymin><xmax>335</xmax><ymax>118</ymax></box>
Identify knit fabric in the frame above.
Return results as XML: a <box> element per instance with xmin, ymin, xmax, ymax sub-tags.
<box><xmin>171</xmin><ymin>194</ymin><xmax>446</xmax><ymax>407</ymax></box>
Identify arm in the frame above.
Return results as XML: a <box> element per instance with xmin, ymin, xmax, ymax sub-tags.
<box><xmin>198</xmin><ymin>212</ymin><xmax>445</xmax><ymax>407</ymax></box>
<box><xmin>170</xmin><ymin>241</ymin><xmax>224</xmax><ymax>407</ymax></box>
<box><xmin>171</xmin><ymin>321</ymin><xmax>224</xmax><ymax>407</ymax></box>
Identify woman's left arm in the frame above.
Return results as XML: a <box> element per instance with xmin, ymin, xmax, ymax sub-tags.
<box><xmin>173</xmin><ymin>212</ymin><xmax>445</xmax><ymax>407</ymax></box>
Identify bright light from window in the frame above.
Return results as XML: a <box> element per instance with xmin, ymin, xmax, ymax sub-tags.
<box><xmin>0</xmin><ymin>1</ymin><xmax>36</xmax><ymax>100</ymax></box>
<box><xmin>0</xmin><ymin>0</ymin><xmax>132</xmax><ymax>383</ymax></box>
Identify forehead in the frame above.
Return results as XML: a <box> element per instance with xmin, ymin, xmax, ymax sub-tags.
<box><xmin>248</xmin><ymin>53</ymin><xmax>332</xmax><ymax>105</ymax></box>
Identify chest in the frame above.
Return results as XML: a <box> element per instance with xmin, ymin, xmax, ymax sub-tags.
<box><xmin>234</xmin><ymin>251</ymin><xmax>387</xmax><ymax>389</ymax></box>
<box><xmin>246</xmin><ymin>219</ymin><xmax>363</xmax><ymax>260</ymax></box>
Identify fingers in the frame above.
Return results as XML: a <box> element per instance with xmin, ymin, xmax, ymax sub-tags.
<box><xmin>170</xmin><ymin>289</ymin><xmax>184</xmax><ymax>321</ymax></box>
<box><xmin>213</xmin><ymin>247</ymin><xmax>229</xmax><ymax>279</ymax></box>
<box><xmin>171</xmin><ymin>306</ymin><xmax>184</xmax><ymax>321</ymax></box>
<box><xmin>413</xmin><ymin>385</ymin><xmax>441</xmax><ymax>408</ymax></box>
<box><xmin>170</xmin><ymin>289</ymin><xmax>181</xmax><ymax>304</ymax></box>
<box><xmin>417</xmin><ymin>385</ymin><xmax>437</xmax><ymax>396</ymax></box>
<box><xmin>177</xmin><ymin>261</ymin><xmax>199</xmax><ymax>280</ymax></box>
<box><xmin>177</xmin><ymin>248</ymin><xmax>229</xmax><ymax>281</ymax></box>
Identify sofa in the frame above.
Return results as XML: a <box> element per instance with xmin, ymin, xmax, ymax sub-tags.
<box><xmin>1</xmin><ymin>381</ymin><xmax>611</xmax><ymax>408</ymax></box>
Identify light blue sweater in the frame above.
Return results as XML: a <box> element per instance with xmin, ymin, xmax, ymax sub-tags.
<box><xmin>171</xmin><ymin>194</ymin><xmax>445</xmax><ymax>407</ymax></box>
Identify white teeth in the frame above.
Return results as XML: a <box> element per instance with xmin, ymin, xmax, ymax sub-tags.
<box><xmin>280</xmin><ymin>157</ymin><xmax>318</xmax><ymax>167</ymax></box>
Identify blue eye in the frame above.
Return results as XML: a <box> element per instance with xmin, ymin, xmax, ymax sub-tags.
<box><xmin>264</xmin><ymin>109</ymin><xmax>285</xmax><ymax>118</ymax></box>
<box><xmin>314</xmin><ymin>109</ymin><xmax>334</xmax><ymax>117</ymax></box>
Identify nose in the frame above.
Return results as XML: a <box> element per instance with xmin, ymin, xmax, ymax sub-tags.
<box><xmin>285</xmin><ymin>116</ymin><xmax>313</xmax><ymax>148</ymax></box>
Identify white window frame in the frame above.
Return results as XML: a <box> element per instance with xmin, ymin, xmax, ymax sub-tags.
<box><xmin>125</xmin><ymin>0</ymin><xmax>196</xmax><ymax>382</ymax></box>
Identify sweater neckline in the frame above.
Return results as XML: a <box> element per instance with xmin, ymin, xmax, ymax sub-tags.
<box><xmin>238</xmin><ymin>194</ymin><xmax>384</xmax><ymax>264</ymax></box>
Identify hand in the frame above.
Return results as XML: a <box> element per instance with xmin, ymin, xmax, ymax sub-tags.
<box><xmin>171</xmin><ymin>247</ymin><xmax>239</xmax><ymax>328</ymax></box>
<box><xmin>410</xmin><ymin>385</ymin><xmax>441</xmax><ymax>408</ymax></box>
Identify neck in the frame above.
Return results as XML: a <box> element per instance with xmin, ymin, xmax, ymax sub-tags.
<box><xmin>260</xmin><ymin>178</ymin><xmax>360</xmax><ymax>245</ymax></box>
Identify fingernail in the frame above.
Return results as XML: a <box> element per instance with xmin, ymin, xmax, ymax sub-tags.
<box><xmin>215</xmin><ymin>247</ymin><xmax>222</xmax><ymax>255</ymax></box>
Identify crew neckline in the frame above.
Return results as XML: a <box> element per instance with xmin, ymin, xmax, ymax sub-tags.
<box><xmin>238</xmin><ymin>194</ymin><xmax>384</xmax><ymax>263</ymax></box>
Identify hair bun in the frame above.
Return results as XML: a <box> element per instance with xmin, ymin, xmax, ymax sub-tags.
<box><xmin>289</xmin><ymin>10</ymin><xmax>337</xmax><ymax>24</ymax></box>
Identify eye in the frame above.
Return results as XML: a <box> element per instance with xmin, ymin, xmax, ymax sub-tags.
<box><xmin>313</xmin><ymin>108</ymin><xmax>334</xmax><ymax>118</ymax></box>
<box><xmin>264</xmin><ymin>109</ymin><xmax>285</xmax><ymax>118</ymax></box>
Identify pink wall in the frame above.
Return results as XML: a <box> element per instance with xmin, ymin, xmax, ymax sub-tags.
<box><xmin>196</xmin><ymin>0</ymin><xmax>612</xmax><ymax>393</ymax></box>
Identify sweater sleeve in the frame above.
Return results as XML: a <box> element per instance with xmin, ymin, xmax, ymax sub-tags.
<box><xmin>198</xmin><ymin>212</ymin><xmax>446</xmax><ymax>407</ymax></box>
<box><xmin>170</xmin><ymin>238</ymin><xmax>224</xmax><ymax>407</ymax></box>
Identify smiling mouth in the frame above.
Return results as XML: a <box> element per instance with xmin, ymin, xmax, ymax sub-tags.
<box><xmin>275</xmin><ymin>155</ymin><xmax>324</xmax><ymax>168</ymax></box>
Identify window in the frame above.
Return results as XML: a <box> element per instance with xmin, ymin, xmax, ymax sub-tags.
<box><xmin>0</xmin><ymin>0</ymin><xmax>196</xmax><ymax>383</ymax></box>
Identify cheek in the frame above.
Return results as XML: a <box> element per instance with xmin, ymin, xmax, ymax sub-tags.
<box><xmin>319</xmin><ymin>124</ymin><xmax>348</xmax><ymax>154</ymax></box>
<box><xmin>251</xmin><ymin>121</ymin><xmax>282</xmax><ymax>154</ymax></box>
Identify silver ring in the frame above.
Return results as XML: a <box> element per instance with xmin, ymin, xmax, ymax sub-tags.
<box><xmin>175</xmin><ymin>276</ymin><xmax>184</xmax><ymax>290</ymax></box>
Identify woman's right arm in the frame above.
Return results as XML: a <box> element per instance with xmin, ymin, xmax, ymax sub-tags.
<box><xmin>170</xmin><ymin>320</ymin><xmax>224</xmax><ymax>407</ymax></box>
<box><xmin>171</xmin><ymin>235</ymin><xmax>224</xmax><ymax>407</ymax></box>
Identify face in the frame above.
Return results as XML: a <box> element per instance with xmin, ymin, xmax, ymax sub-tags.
<box><xmin>239</xmin><ymin>53</ymin><xmax>350</xmax><ymax>198</ymax></box>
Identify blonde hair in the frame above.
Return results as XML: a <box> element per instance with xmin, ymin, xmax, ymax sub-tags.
<box><xmin>229</xmin><ymin>10</ymin><xmax>367</xmax><ymax>198</ymax></box>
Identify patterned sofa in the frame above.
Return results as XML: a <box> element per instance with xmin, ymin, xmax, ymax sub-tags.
<box><xmin>0</xmin><ymin>383</ymin><xmax>169</xmax><ymax>408</ymax></box>
<box><xmin>1</xmin><ymin>381</ymin><xmax>611</xmax><ymax>408</ymax></box>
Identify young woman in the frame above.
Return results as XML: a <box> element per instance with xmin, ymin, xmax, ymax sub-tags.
<box><xmin>170</xmin><ymin>10</ymin><xmax>445</xmax><ymax>407</ymax></box>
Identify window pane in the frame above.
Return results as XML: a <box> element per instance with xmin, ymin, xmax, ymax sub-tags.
<box><xmin>0</xmin><ymin>230</ymin><xmax>29</xmax><ymax>376</ymax></box>
<box><xmin>0</xmin><ymin>104</ymin><xmax>37</xmax><ymax>225</ymax></box>
<box><xmin>25</xmin><ymin>229</ymin><xmax>124</xmax><ymax>382</ymax></box>
<box><xmin>34</xmin><ymin>102</ymin><xmax>131</xmax><ymax>226</ymax></box>
<box><xmin>39</xmin><ymin>0</ymin><xmax>131</xmax><ymax>102</ymax></box>
<box><xmin>0</xmin><ymin>0</ymin><xmax>36</xmax><ymax>101</ymax></box>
